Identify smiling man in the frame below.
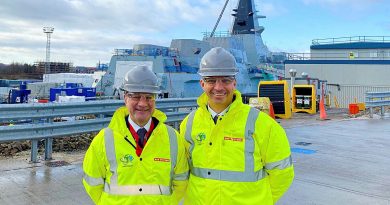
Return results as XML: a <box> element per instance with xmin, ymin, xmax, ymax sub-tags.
<box><xmin>180</xmin><ymin>47</ymin><xmax>294</xmax><ymax>205</ymax></box>
<box><xmin>82</xmin><ymin>65</ymin><xmax>188</xmax><ymax>205</ymax></box>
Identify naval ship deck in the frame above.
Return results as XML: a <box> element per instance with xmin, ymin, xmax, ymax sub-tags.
<box><xmin>0</xmin><ymin>109</ymin><xmax>389</xmax><ymax>205</ymax></box>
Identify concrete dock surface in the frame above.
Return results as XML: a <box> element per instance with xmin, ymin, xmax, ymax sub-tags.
<box><xmin>1</xmin><ymin>110</ymin><xmax>389</xmax><ymax>205</ymax></box>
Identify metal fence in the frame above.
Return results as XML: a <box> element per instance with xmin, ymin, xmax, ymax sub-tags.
<box><xmin>365</xmin><ymin>91</ymin><xmax>390</xmax><ymax>118</ymax></box>
<box><xmin>0</xmin><ymin>98</ymin><xmax>198</xmax><ymax>162</ymax></box>
<box><xmin>327</xmin><ymin>84</ymin><xmax>390</xmax><ymax>108</ymax></box>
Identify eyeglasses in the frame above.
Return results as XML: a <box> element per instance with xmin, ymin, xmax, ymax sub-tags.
<box><xmin>125</xmin><ymin>93</ymin><xmax>156</xmax><ymax>102</ymax></box>
<box><xmin>203</xmin><ymin>77</ymin><xmax>235</xmax><ymax>85</ymax></box>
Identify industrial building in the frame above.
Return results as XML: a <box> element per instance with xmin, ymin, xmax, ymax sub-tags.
<box><xmin>34</xmin><ymin>61</ymin><xmax>73</xmax><ymax>74</ymax></box>
<box><xmin>284</xmin><ymin>36</ymin><xmax>390</xmax><ymax>108</ymax></box>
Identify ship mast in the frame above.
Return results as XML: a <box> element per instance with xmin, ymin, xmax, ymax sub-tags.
<box><xmin>210</xmin><ymin>0</ymin><xmax>230</xmax><ymax>37</ymax></box>
<box><xmin>231</xmin><ymin>0</ymin><xmax>265</xmax><ymax>35</ymax></box>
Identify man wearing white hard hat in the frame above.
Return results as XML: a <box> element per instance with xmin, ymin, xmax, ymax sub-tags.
<box><xmin>180</xmin><ymin>47</ymin><xmax>294</xmax><ymax>205</ymax></box>
<box><xmin>83</xmin><ymin>65</ymin><xmax>188</xmax><ymax>204</ymax></box>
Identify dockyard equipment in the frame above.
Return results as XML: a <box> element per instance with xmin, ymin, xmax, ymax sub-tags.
<box><xmin>292</xmin><ymin>84</ymin><xmax>317</xmax><ymax>114</ymax></box>
<box><xmin>120</xmin><ymin>65</ymin><xmax>160</xmax><ymax>94</ymax></box>
<box><xmin>198</xmin><ymin>47</ymin><xmax>238</xmax><ymax>77</ymax></box>
<box><xmin>50</xmin><ymin>86</ymin><xmax>96</xmax><ymax>102</ymax></box>
<box><xmin>258</xmin><ymin>80</ymin><xmax>292</xmax><ymax>119</ymax></box>
<box><xmin>248</xmin><ymin>97</ymin><xmax>276</xmax><ymax>119</ymax></box>
<box><xmin>8</xmin><ymin>82</ymin><xmax>31</xmax><ymax>104</ymax></box>
<box><xmin>333</xmin><ymin>96</ymin><xmax>340</xmax><ymax>108</ymax></box>
<box><xmin>357</xmin><ymin>103</ymin><xmax>366</xmax><ymax>111</ymax></box>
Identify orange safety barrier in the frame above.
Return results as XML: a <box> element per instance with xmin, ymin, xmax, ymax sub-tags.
<box><xmin>38</xmin><ymin>99</ymin><xmax>49</xmax><ymax>103</ymax></box>
<box><xmin>349</xmin><ymin>103</ymin><xmax>359</xmax><ymax>115</ymax></box>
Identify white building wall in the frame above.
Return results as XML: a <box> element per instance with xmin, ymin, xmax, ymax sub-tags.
<box><xmin>310</xmin><ymin>48</ymin><xmax>390</xmax><ymax>60</ymax></box>
<box><xmin>285</xmin><ymin>63</ymin><xmax>390</xmax><ymax>86</ymax></box>
<box><xmin>285</xmin><ymin>63</ymin><xmax>390</xmax><ymax>108</ymax></box>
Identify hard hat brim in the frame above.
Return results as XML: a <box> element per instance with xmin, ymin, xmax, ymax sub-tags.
<box><xmin>198</xmin><ymin>67</ymin><xmax>238</xmax><ymax>77</ymax></box>
<box><xmin>120</xmin><ymin>84</ymin><xmax>160</xmax><ymax>94</ymax></box>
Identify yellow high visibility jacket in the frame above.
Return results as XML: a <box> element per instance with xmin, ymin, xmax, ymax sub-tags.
<box><xmin>83</xmin><ymin>107</ymin><xmax>189</xmax><ymax>205</ymax></box>
<box><xmin>180</xmin><ymin>90</ymin><xmax>294</xmax><ymax>205</ymax></box>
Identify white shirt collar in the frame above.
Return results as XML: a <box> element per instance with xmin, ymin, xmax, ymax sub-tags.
<box><xmin>208</xmin><ymin>104</ymin><xmax>230</xmax><ymax>118</ymax></box>
<box><xmin>127</xmin><ymin>116</ymin><xmax>152</xmax><ymax>132</ymax></box>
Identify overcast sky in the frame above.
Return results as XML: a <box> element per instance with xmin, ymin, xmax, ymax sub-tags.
<box><xmin>0</xmin><ymin>0</ymin><xmax>388</xmax><ymax>67</ymax></box>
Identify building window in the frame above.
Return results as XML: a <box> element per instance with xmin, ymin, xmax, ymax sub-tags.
<box><xmin>370</xmin><ymin>51</ymin><xmax>378</xmax><ymax>58</ymax></box>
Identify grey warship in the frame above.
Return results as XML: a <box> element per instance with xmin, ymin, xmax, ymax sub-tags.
<box><xmin>97</xmin><ymin>0</ymin><xmax>285</xmax><ymax>98</ymax></box>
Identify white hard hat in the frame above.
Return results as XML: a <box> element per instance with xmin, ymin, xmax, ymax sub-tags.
<box><xmin>198</xmin><ymin>47</ymin><xmax>238</xmax><ymax>77</ymax></box>
<box><xmin>120</xmin><ymin>65</ymin><xmax>159</xmax><ymax>94</ymax></box>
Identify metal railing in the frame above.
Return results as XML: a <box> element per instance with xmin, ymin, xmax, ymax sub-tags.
<box><xmin>286</xmin><ymin>51</ymin><xmax>390</xmax><ymax>60</ymax></box>
<box><xmin>365</xmin><ymin>91</ymin><xmax>390</xmax><ymax>118</ymax></box>
<box><xmin>312</xmin><ymin>36</ymin><xmax>390</xmax><ymax>45</ymax></box>
<box><xmin>0</xmin><ymin>98</ymin><xmax>198</xmax><ymax>162</ymax></box>
<box><xmin>202</xmin><ymin>30</ymin><xmax>231</xmax><ymax>38</ymax></box>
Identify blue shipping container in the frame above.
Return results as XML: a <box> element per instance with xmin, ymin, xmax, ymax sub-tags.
<box><xmin>49</xmin><ymin>88</ymin><xmax>78</xmax><ymax>101</ymax></box>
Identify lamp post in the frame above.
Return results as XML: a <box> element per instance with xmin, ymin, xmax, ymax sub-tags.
<box><xmin>289</xmin><ymin>69</ymin><xmax>297</xmax><ymax>96</ymax></box>
<box><xmin>43</xmin><ymin>27</ymin><xmax>54</xmax><ymax>74</ymax></box>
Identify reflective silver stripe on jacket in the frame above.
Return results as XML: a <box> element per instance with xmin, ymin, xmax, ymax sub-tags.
<box><xmin>104</xmin><ymin>183</ymin><xmax>171</xmax><ymax>195</ymax></box>
<box><xmin>167</xmin><ymin>125</ymin><xmax>178</xmax><ymax>180</ymax></box>
<box><xmin>185</xmin><ymin>107</ymin><xmax>267</xmax><ymax>182</ymax></box>
<box><xmin>167</xmin><ymin>126</ymin><xmax>189</xmax><ymax>183</ymax></box>
<box><xmin>242</xmin><ymin>107</ymin><xmax>259</xmax><ymax>180</ymax></box>
<box><xmin>103</xmin><ymin>126</ymin><xmax>177</xmax><ymax>195</ymax></box>
<box><xmin>265</xmin><ymin>155</ymin><xmax>293</xmax><ymax>170</ymax></box>
<box><xmin>104</xmin><ymin>127</ymin><xmax>118</xmax><ymax>189</ymax></box>
<box><xmin>191</xmin><ymin>167</ymin><xmax>266</xmax><ymax>182</ymax></box>
<box><xmin>173</xmin><ymin>171</ymin><xmax>189</xmax><ymax>181</ymax></box>
<box><xmin>83</xmin><ymin>173</ymin><xmax>104</xmax><ymax>186</ymax></box>
<box><xmin>185</xmin><ymin>110</ymin><xmax>196</xmax><ymax>168</ymax></box>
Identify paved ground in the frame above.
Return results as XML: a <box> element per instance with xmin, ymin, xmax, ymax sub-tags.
<box><xmin>279</xmin><ymin>118</ymin><xmax>390</xmax><ymax>205</ymax></box>
<box><xmin>0</xmin><ymin>152</ymin><xmax>90</xmax><ymax>205</ymax></box>
<box><xmin>0</xmin><ymin>109</ymin><xmax>389</xmax><ymax>205</ymax></box>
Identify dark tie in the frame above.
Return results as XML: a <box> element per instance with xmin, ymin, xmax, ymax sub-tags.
<box><xmin>213</xmin><ymin>115</ymin><xmax>219</xmax><ymax>124</ymax></box>
<box><xmin>137</xmin><ymin>128</ymin><xmax>147</xmax><ymax>148</ymax></box>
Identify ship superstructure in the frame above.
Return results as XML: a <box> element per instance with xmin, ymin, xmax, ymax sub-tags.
<box><xmin>97</xmin><ymin>0</ymin><xmax>285</xmax><ymax>98</ymax></box>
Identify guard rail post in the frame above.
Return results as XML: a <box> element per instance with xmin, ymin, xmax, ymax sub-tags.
<box><xmin>45</xmin><ymin>137</ymin><xmax>53</xmax><ymax>160</ymax></box>
<box><xmin>44</xmin><ymin>118</ymin><xmax>54</xmax><ymax>160</ymax></box>
<box><xmin>31</xmin><ymin>118</ymin><xmax>41</xmax><ymax>163</ymax></box>
<box><xmin>381</xmin><ymin>106</ymin><xmax>385</xmax><ymax>117</ymax></box>
<box><xmin>31</xmin><ymin>140</ymin><xmax>38</xmax><ymax>163</ymax></box>
<box><xmin>369</xmin><ymin>107</ymin><xmax>373</xmax><ymax>118</ymax></box>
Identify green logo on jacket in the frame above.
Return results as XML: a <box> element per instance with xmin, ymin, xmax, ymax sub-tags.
<box><xmin>120</xmin><ymin>154</ymin><xmax>134</xmax><ymax>167</ymax></box>
<box><xmin>196</xmin><ymin>132</ymin><xmax>206</xmax><ymax>144</ymax></box>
